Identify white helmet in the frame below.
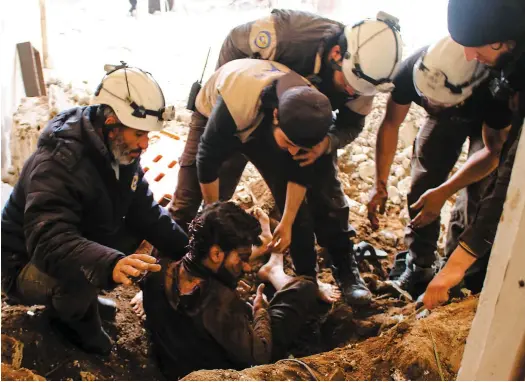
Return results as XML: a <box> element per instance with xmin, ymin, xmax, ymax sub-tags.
<box><xmin>92</xmin><ymin>62</ymin><xmax>175</xmax><ymax>132</ymax></box>
<box><xmin>342</xmin><ymin>12</ymin><xmax>403</xmax><ymax>96</ymax></box>
<box><xmin>413</xmin><ymin>36</ymin><xmax>489</xmax><ymax>107</ymax></box>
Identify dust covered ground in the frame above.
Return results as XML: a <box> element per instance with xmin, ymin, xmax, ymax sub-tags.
<box><xmin>0</xmin><ymin>0</ymin><xmax>478</xmax><ymax>380</ymax></box>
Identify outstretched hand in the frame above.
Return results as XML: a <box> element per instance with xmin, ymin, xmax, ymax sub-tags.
<box><xmin>423</xmin><ymin>266</ymin><xmax>465</xmax><ymax>310</ymax></box>
<box><xmin>367</xmin><ymin>182</ymin><xmax>388</xmax><ymax>230</ymax></box>
<box><xmin>252</xmin><ymin>284</ymin><xmax>269</xmax><ymax>314</ymax></box>
<box><xmin>112</xmin><ymin>254</ymin><xmax>160</xmax><ymax>286</ymax></box>
<box><xmin>267</xmin><ymin>221</ymin><xmax>292</xmax><ymax>254</ymax></box>
<box><xmin>410</xmin><ymin>187</ymin><xmax>448</xmax><ymax>229</ymax></box>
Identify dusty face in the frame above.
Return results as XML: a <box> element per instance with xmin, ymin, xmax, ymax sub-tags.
<box><xmin>221</xmin><ymin>247</ymin><xmax>253</xmax><ymax>280</ymax></box>
<box><xmin>463</xmin><ymin>42</ymin><xmax>514</xmax><ymax>66</ymax></box>
<box><xmin>332</xmin><ymin>68</ymin><xmax>359</xmax><ymax>96</ymax></box>
<box><xmin>108</xmin><ymin>126</ymin><xmax>149</xmax><ymax>165</ymax></box>
<box><xmin>271</xmin><ymin>109</ymin><xmax>306</xmax><ymax>156</ymax></box>
<box><xmin>272</xmin><ymin>127</ymin><xmax>303</xmax><ymax>155</ymax></box>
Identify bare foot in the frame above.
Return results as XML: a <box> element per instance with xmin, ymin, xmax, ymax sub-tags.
<box><xmin>317</xmin><ymin>280</ymin><xmax>341</xmax><ymax>304</ymax></box>
<box><xmin>257</xmin><ymin>253</ymin><xmax>284</xmax><ymax>282</ymax></box>
<box><xmin>130</xmin><ymin>290</ymin><xmax>146</xmax><ymax>320</ymax></box>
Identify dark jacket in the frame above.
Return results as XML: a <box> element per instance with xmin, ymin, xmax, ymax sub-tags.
<box><xmin>459</xmin><ymin>56</ymin><xmax>525</xmax><ymax>258</ymax></box>
<box><xmin>217</xmin><ymin>9</ymin><xmax>343</xmax><ymax>77</ymax></box>
<box><xmin>1</xmin><ymin>106</ymin><xmax>188</xmax><ymax>291</ymax></box>
<box><xmin>460</xmin><ymin>92</ymin><xmax>525</xmax><ymax>257</ymax></box>
<box><xmin>143</xmin><ymin>259</ymin><xmax>271</xmax><ymax>379</ymax></box>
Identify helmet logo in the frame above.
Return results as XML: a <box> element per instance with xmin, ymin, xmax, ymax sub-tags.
<box><xmin>254</xmin><ymin>31</ymin><xmax>271</xmax><ymax>49</ymax></box>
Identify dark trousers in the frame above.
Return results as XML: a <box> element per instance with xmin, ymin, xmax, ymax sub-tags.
<box><xmin>13</xmin><ymin>262</ymin><xmax>97</xmax><ymax>323</ymax></box>
<box><xmin>170</xmin><ymin>112</ymin><xmax>354</xmax><ymax>277</ymax></box>
<box><xmin>405</xmin><ymin>117</ymin><xmax>490</xmax><ymax>268</ymax></box>
<box><xmin>268</xmin><ymin>277</ymin><xmax>318</xmax><ymax>360</ymax></box>
<box><xmin>3</xmin><ymin>233</ymin><xmax>140</xmax><ymax>322</ymax></box>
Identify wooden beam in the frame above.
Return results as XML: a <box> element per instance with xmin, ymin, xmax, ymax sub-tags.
<box><xmin>39</xmin><ymin>0</ymin><xmax>49</xmax><ymax>68</ymax></box>
<box><xmin>458</xmin><ymin>120</ymin><xmax>525</xmax><ymax>380</ymax></box>
<box><xmin>16</xmin><ymin>42</ymin><xmax>46</xmax><ymax>97</ymax></box>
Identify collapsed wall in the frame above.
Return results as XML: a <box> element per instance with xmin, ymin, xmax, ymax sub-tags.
<box><xmin>2</xmin><ymin>79</ymin><xmax>92</xmax><ymax>186</ymax></box>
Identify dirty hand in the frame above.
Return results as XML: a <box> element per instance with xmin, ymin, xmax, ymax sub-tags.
<box><xmin>112</xmin><ymin>254</ymin><xmax>161</xmax><ymax>286</ymax></box>
<box><xmin>252</xmin><ymin>284</ymin><xmax>269</xmax><ymax>314</ymax></box>
<box><xmin>293</xmin><ymin>136</ymin><xmax>330</xmax><ymax>167</ymax></box>
<box><xmin>423</xmin><ymin>265</ymin><xmax>465</xmax><ymax>310</ymax></box>
<box><xmin>410</xmin><ymin>187</ymin><xmax>448</xmax><ymax>229</ymax></box>
<box><xmin>367</xmin><ymin>182</ymin><xmax>388</xmax><ymax>230</ymax></box>
<box><xmin>268</xmin><ymin>220</ymin><xmax>292</xmax><ymax>253</ymax></box>
<box><xmin>237</xmin><ymin>280</ymin><xmax>253</xmax><ymax>300</ymax></box>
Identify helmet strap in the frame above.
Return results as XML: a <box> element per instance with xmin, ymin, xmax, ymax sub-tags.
<box><xmin>346</xmin><ymin>19</ymin><xmax>400</xmax><ymax>89</ymax></box>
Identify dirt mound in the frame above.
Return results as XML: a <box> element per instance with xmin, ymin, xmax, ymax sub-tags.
<box><xmin>182</xmin><ymin>297</ymin><xmax>477</xmax><ymax>381</ymax></box>
<box><xmin>1</xmin><ymin>284</ymin><xmax>163</xmax><ymax>381</ymax></box>
<box><xmin>0</xmin><ymin>241</ymin><xmax>162</xmax><ymax>381</ymax></box>
<box><xmin>1</xmin><ymin>363</ymin><xmax>45</xmax><ymax>381</ymax></box>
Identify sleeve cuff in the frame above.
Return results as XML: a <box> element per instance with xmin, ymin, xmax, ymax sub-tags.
<box><xmin>457</xmin><ymin>223</ymin><xmax>492</xmax><ymax>258</ymax></box>
<box><xmin>197</xmin><ymin>162</ymin><xmax>219</xmax><ymax>184</ymax></box>
<box><xmin>458</xmin><ymin>241</ymin><xmax>479</xmax><ymax>258</ymax></box>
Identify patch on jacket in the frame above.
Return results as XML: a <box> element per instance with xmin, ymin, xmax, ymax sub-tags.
<box><xmin>254</xmin><ymin>31</ymin><xmax>271</xmax><ymax>49</ymax></box>
<box><xmin>131</xmin><ymin>173</ymin><xmax>139</xmax><ymax>191</ymax></box>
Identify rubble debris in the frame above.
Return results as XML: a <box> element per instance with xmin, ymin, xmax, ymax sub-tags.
<box><xmin>1</xmin><ymin>363</ymin><xmax>45</xmax><ymax>381</ymax></box>
<box><xmin>2</xmin><ymin>335</ymin><xmax>24</xmax><ymax>369</ymax></box>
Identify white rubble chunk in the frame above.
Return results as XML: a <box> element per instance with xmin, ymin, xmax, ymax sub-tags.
<box><xmin>358</xmin><ymin>160</ymin><xmax>375</xmax><ymax>182</ymax></box>
<box><xmin>397</xmin><ymin>177</ymin><xmax>412</xmax><ymax>196</ymax></box>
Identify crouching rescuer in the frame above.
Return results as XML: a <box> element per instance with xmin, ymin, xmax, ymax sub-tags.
<box><xmin>0</xmin><ymin>63</ymin><xmax>188</xmax><ymax>355</ymax></box>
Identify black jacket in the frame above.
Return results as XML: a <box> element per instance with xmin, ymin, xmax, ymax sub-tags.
<box><xmin>1</xmin><ymin>106</ymin><xmax>188</xmax><ymax>291</ymax></box>
<box><xmin>459</xmin><ymin>56</ymin><xmax>525</xmax><ymax>258</ymax></box>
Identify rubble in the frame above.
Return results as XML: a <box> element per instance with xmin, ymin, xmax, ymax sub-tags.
<box><xmin>3</xmin><ymin>79</ymin><xmax>92</xmax><ymax>185</ymax></box>
<box><xmin>2</xmin><ymin>334</ymin><xmax>24</xmax><ymax>369</ymax></box>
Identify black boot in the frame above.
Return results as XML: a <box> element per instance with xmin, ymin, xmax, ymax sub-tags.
<box><xmin>97</xmin><ymin>296</ymin><xmax>117</xmax><ymax>322</ymax></box>
<box><xmin>394</xmin><ymin>262</ymin><xmax>435</xmax><ymax>298</ymax></box>
<box><xmin>51</xmin><ymin>300</ymin><xmax>113</xmax><ymax>356</ymax></box>
<box><xmin>332</xmin><ymin>253</ymin><xmax>372</xmax><ymax>305</ymax></box>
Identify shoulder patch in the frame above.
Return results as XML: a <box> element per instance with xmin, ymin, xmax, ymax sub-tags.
<box><xmin>254</xmin><ymin>30</ymin><xmax>271</xmax><ymax>49</ymax></box>
<box><xmin>248</xmin><ymin>15</ymin><xmax>277</xmax><ymax>60</ymax></box>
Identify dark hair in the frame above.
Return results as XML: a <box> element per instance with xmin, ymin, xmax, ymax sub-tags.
<box><xmin>187</xmin><ymin>202</ymin><xmax>262</xmax><ymax>261</ymax></box>
<box><xmin>322</xmin><ymin>30</ymin><xmax>347</xmax><ymax>60</ymax></box>
<box><xmin>260</xmin><ymin>80</ymin><xmax>279</xmax><ymax>115</ymax></box>
<box><xmin>336</xmin><ymin>32</ymin><xmax>348</xmax><ymax>55</ymax></box>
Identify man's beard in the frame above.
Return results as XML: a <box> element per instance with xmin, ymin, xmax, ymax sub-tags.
<box><xmin>216</xmin><ymin>257</ymin><xmax>242</xmax><ymax>289</ymax></box>
<box><xmin>111</xmin><ymin>135</ymin><xmax>140</xmax><ymax>165</ymax></box>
